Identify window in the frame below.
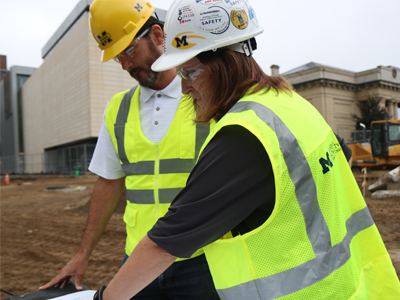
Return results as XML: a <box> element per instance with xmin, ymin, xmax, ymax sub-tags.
<box><xmin>388</xmin><ymin>124</ymin><xmax>400</xmax><ymax>142</ymax></box>
<box><xmin>397</xmin><ymin>103</ymin><xmax>400</xmax><ymax>120</ymax></box>
<box><xmin>371</xmin><ymin>123</ymin><xmax>384</xmax><ymax>156</ymax></box>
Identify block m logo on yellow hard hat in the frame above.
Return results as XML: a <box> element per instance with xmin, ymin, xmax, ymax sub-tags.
<box><xmin>173</xmin><ymin>32</ymin><xmax>206</xmax><ymax>50</ymax></box>
<box><xmin>134</xmin><ymin>3</ymin><xmax>143</xmax><ymax>12</ymax></box>
<box><xmin>97</xmin><ymin>31</ymin><xmax>112</xmax><ymax>46</ymax></box>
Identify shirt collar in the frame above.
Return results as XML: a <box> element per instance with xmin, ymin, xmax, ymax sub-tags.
<box><xmin>139</xmin><ymin>75</ymin><xmax>182</xmax><ymax>103</ymax></box>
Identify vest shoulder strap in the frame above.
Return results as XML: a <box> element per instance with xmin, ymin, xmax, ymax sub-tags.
<box><xmin>115</xmin><ymin>85</ymin><xmax>139</xmax><ymax>126</ymax></box>
<box><xmin>114</xmin><ymin>86</ymin><xmax>138</xmax><ymax>164</ymax></box>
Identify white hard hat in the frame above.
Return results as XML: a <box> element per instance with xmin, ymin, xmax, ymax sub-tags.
<box><xmin>152</xmin><ymin>0</ymin><xmax>264</xmax><ymax>71</ymax></box>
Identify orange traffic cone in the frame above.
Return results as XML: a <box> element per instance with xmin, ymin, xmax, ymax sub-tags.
<box><xmin>5</xmin><ymin>173</ymin><xmax>10</xmax><ymax>185</ymax></box>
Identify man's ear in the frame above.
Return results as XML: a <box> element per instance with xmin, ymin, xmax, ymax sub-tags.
<box><xmin>150</xmin><ymin>25</ymin><xmax>164</xmax><ymax>46</ymax></box>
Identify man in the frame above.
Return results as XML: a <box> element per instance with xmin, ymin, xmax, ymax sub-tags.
<box><xmin>40</xmin><ymin>1</ymin><xmax>219</xmax><ymax>299</ymax></box>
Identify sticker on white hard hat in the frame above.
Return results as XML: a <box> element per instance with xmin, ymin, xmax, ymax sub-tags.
<box><xmin>196</xmin><ymin>0</ymin><xmax>224</xmax><ymax>5</ymax></box>
<box><xmin>230</xmin><ymin>9</ymin><xmax>248</xmax><ymax>30</ymax></box>
<box><xmin>172</xmin><ymin>32</ymin><xmax>207</xmax><ymax>50</ymax></box>
<box><xmin>247</xmin><ymin>5</ymin><xmax>259</xmax><ymax>27</ymax></box>
<box><xmin>195</xmin><ymin>6</ymin><xmax>230</xmax><ymax>34</ymax></box>
<box><xmin>223</xmin><ymin>0</ymin><xmax>246</xmax><ymax>10</ymax></box>
<box><xmin>175</xmin><ymin>5</ymin><xmax>195</xmax><ymax>26</ymax></box>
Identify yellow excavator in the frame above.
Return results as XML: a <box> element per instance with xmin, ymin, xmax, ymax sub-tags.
<box><xmin>347</xmin><ymin>120</ymin><xmax>400</xmax><ymax>169</ymax></box>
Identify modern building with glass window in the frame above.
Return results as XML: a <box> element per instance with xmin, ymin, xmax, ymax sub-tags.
<box><xmin>1</xmin><ymin>0</ymin><xmax>165</xmax><ymax>175</ymax></box>
<box><xmin>0</xmin><ymin>56</ymin><xmax>36</xmax><ymax>174</ymax></box>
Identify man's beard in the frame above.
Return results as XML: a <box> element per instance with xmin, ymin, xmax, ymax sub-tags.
<box><xmin>129</xmin><ymin>68</ymin><xmax>159</xmax><ymax>87</ymax></box>
<box><xmin>128</xmin><ymin>39</ymin><xmax>161</xmax><ymax>87</ymax></box>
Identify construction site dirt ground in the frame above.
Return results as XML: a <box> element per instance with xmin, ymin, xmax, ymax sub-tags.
<box><xmin>1</xmin><ymin>171</ymin><xmax>400</xmax><ymax>298</ymax></box>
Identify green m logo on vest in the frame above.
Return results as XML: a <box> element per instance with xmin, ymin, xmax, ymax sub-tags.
<box><xmin>319</xmin><ymin>152</ymin><xmax>333</xmax><ymax>174</ymax></box>
<box><xmin>319</xmin><ymin>141</ymin><xmax>342</xmax><ymax>174</ymax></box>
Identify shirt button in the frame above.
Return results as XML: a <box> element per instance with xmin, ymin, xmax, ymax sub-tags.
<box><xmin>154</xmin><ymin>121</ymin><xmax>158</xmax><ymax>125</ymax></box>
<box><xmin>156</xmin><ymin>107</ymin><xmax>160</xmax><ymax>111</ymax></box>
<box><xmin>156</xmin><ymin>94</ymin><xmax>161</xmax><ymax>98</ymax></box>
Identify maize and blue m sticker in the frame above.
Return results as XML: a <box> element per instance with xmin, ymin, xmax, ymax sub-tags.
<box><xmin>97</xmin><ymin>31</ymin><xmax>112</xmax><ymax>46</ymax></box>
<box><xmin>172</xmin><ymin>32</ymin><xmax>206</xmax><ymax>49</ymax></box>
<box><xmin>134</xmin><ymin>3</ymin><xmax>143</xmax><ymax>12</ymax></box>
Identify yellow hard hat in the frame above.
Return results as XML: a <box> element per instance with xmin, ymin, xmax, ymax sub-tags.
<box><xmin>89</xmin><ymin>0</ymin><xmax>155</xmax><ymax>62</ymax></box>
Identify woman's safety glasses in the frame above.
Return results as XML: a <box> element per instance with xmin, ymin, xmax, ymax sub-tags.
<box><xmin>176</xmin><ymin>63</ymin><xmax>204</xmax><ymax>83</ymax></box>
<box><xmin>113</xmin><ymin>27</ymin><xmax>151</xmax><ymax>64</ymax></box>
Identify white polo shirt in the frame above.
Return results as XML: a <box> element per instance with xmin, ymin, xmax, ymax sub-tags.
<box><xmin>88</xmin><ymin>76</ymin><xmax>182</xmax><ymax>179</ymax></box>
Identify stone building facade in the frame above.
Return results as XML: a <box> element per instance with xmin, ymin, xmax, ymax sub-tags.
<box><xmin>280</xmin><ymin>62</ymin><xmax>400</xmax><ymax>142</ymax></box>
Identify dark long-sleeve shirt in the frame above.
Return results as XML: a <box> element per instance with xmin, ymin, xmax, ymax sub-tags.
<box><xmin>148</xmin><ymin>125</ymin><xmax>352</xmax><ymax>258</ymax></box>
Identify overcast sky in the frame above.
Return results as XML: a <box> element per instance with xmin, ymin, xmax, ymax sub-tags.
<box><xmin>1</xmin><ymin>0</ymin><xmax>399</xmax><ymax>74</ymax></box>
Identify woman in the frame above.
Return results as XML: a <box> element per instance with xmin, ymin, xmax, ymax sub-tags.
<box><xmin>94</xmin><ymin>0</ymin><xmax>400</xmax><ymax>299</ymax></box>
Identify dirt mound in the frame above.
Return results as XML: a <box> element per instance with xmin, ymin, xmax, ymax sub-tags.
<box><xmin>1</xmin><ymin>173</ymin><xmax>399</xmax><ymax>298</ymax></box>
<box><xmin>1</xmin><ymin>176</ymin><xmax>126</xmax><ymax>298</ymax></box>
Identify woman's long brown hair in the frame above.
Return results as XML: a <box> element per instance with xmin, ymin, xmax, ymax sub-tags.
<box><xmin>191</xmin><ymin>48</ymin><xmax>292</xmax><ymax>123</ymax></box>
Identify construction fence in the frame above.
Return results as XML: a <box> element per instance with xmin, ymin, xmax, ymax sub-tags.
<box><xmin>1</xmin><ymin>143</ymin><xmax>96</xmax><ymax>175</ymax></box>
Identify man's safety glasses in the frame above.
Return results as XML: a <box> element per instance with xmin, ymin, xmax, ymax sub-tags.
<box><xmin>176</xmin><ymin>63</ymin><xmax>204</xmax><ymax>83</ymax></box>
<box><xmin>113</xmin><ymin>27</ymin><xmax>151</xmax><ymax>64</ymax></box>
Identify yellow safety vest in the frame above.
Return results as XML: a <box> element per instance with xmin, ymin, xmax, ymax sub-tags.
<box><xmin>105</xmin><ymin>86</ymin><xmax>208</xmax><ymax>259</ymax></box>
<box><xmin>201</xmin><ymin>87</ymin><xmax>400</xmax><ymax>299</ymax></box>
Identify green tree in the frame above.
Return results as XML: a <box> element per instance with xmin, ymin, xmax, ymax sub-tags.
<box><xmin>351</xmin><ymin>95</ymin><xmax>388</xmax><ymax>130</ymax></box>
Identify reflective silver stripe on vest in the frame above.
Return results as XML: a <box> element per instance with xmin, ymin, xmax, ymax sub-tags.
<box><xmin>160</xmin><ymin>157</ymin><xmax>199</xmax><ymax>174</ymax></box>
<box><xmin>115</xmin><ymin>86</ymin><xmax>138</xmax><ymax>165</ymax></box>
<box><xmin>114</xmin><ymin>87</ymin><xmax>208</xmax><ymax>204</ymax></box>
<box><xmin>120</xmin><ymin>123</ymin><xmax>208</xmax><ymax>175</ymax></box>
<box><xmin>218</xmin><ymin>101</ymin><xmax>375</xmax><ymax>300</ymax></box>
<box><xmin>122</xmin><ymin>160</ymin><xmax>154</xmax><ymax>175</ymax></box>
<box><xmin>125</xmin><ymin>188</ymin><xmax>184</xmax><ymax>204</ymax></box>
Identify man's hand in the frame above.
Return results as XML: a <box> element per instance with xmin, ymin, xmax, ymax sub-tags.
<box><xmin>39</xmin><ymin>254</ymin><xmax>88</xmax><ymax>291</ymax></box>
<box><xmin>39</xmin><ymin>176</ymin><xmax>124</xmax><ymax>292</ymax></box>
